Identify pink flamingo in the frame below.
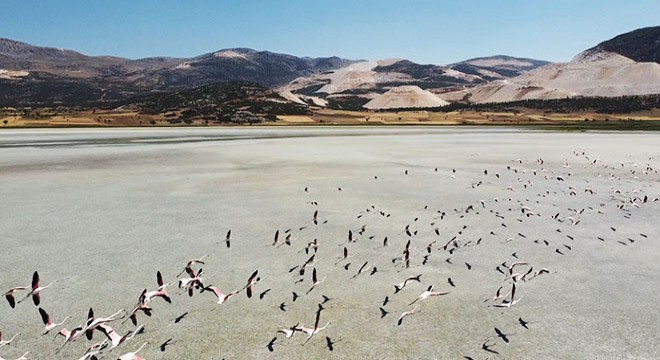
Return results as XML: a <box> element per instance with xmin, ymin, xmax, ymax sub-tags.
<box><xmin>0</xmin><ymin>331</ymin><xmax>19</xmax><ymax>348</ymax></box>
<box><xmin>202</xmin><ymin>285</ymin><xmax>239</xmax><ymax>304</ymax></box>
<box><xmin>19</xmin><ymin>271</ymin><xmax>56</xmax><ymax>306</ymax></box>
<box><xmin>142</xmin><ymin>271</ymin><xmax>172</xmax><ymax>304</ymax></box>
<box><xmin>4</xmin><ymin>287</ymin><xmax>27</xmax><ymax>309</ymax></box>
<box><xmin>118</xmin><ymin>341</ymin><xmax>148</xmax><ymax>360</ymax></box>
<box><xmin>306</xmin><ymin>268</ymin><xmax>326</xmax><ymax>294</ymax></box>
<box><xmin>38</xmin><ymin>307</ymin><xmax>69</xmax><ymax>335</ymax></box>
<box><xmin>396</xmin><ymin>306</ymin><xmax>419</xmax><ymax>326</ymax></box>
<box><xmin>176</xmin><ymin>255</ymin><xmax>208</xmax><ymax>277</ymax></box>
<box><xmin>408</xmin><ymin>285</ymin><xmax>449</xmax><ymax>305</ymax></box>
<box><xmin>298</xmin><ymin>308</ymin><xmax>330</xmax><ymax>344</ymax></box>
<box><xmin>96</xmin><ymin>323</ymin><xmax>143</xmax><ymax>349</ymax></box>
<box><xmin>244</xmin><ymin>270</ymin><xmax>260</xmax><ymax>298</ymax></box>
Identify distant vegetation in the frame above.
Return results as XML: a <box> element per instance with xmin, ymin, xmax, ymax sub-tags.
<box><xmin>378</xmin><ymin>94</ymin><xmax>660</xmax><ymax>114</ymax></box>
<box><xmin>126</xmin><ymin>81</ymin><xmax>309</xmax><ymax>124</ymax></box>
<box><xmin>325</xmin><ymin>96</ymin><xmax>371</xmax><ymax>111</ymax></box>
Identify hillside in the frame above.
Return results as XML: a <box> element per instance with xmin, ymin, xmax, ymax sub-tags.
<box><xmin>577</xmin><ymin>26</ymin><xmax>660</xmax><ymax>64</ymax></box>
<box><xmin>0</xmin><ymin>39</ymin><xmax>353</xmax><ymax>106</ymax></box>
<box><xmin>124</xmin><ymin>81</ymin><xmax>309</xmax><ymax>124</ymax></box>
<box><xmin>445</xmin><ymin>26</ymin><xmax>660</xmax><ymax>104</ymax></box>
<box><xmin>280</xmin><ymin>55</ymin><xmax>548</xmax><ymax>110</ymax></box>
<box><xmin>449</xmin><ymin>55</ymin><xmax>551</xmax><ymax>80</ymax></box>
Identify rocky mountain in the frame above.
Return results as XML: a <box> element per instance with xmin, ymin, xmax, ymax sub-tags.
<box><xmin>0</xmin><ymin>38</ymin><xmax>353</xmax><ymax>106</ymax></box>
<box><xmin>576</xmin><ymin>26</ymin><xmax>660</xmax><ymax>64</ymax></box>
<box><xmin>280</xmin><ymin>55</ymin><xmax>548</xmax><ymax>110</ymax></box>
<box><xmin>447</xmin><ymin>26</ymin><xmax>660</xmax><ymax>104</ymax></box>
<box><xmin>449</xmin><ymin>55</ymin><xmax>551</xmax><ymax>81</ymax></box>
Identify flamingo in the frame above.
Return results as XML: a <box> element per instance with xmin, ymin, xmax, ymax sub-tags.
<box><xmin>306</xmin><ymin>268</ymin><xmax>326</xmax><ymax>294</ymax></box>
<box><xmin>272</xmin><ymin>230</ymin><xmax>280</xmax><ymax>246</ymax></box>
<box><xmin>507</xmin><ymin>261</ymin><xmax>528</xmax><ymax>275</ymax></box>
<box><xmin>176</xmin><ymin>255</ymin><xmax>208</xmax><ymax>277</ymax></box>
<box><xmin>142</xmin><ymin>271</ymin><xmax>172</xmax><ymax>304</ymax></box>
<box><xmin>96</xmin><ymin>323</ymin><xmax>143</xmax><ymax>349</ymax></box>
<box><xmin>0</xmin><ymin>352</ymin><xmax>30</xmax><ymax>360</ymax></box>
<box><xmin>118</xmin><ymin>341</ymin><xmax>148</xmax><ymax>360</ymax></box>
<box><xmin>277</xmin><ymin>323</ymin><xmax>299</xmax><ymax>338</ymax></box>
<box><xmin>178</xmin><ymin>268</ymin><xmax>204</xmax><ymax>296</ymax></box>
<box><xmin>4</xmin><ymin>287</ymin><xmax>27</xmax><ymax>309</ymax></box>
<box><xmin>244</xmin><ymin>270</ymin><xmax>260</xmax><ymax>298</ymax></box>
<box><xmin>335</xmin><ymin>246</ymin><xmax>354</xmax><ymax>264</ymax></box>
<box><xmin>394</xmin><ymin>274</ymin><xmax>422</xmax><ymax>293</ymax></box>
<box><xmin>55</xmin><ymin>326</ymin><xmax>86</xmax><ymax>353</ymax></box>
<box><xmin>408</xmin><ymin>285</ymin><xmax>449</xmax><ymax>305</ymax></box>
<box><xmin>396</xmin><ymin>306</ymin><xmax>419</xmax><ymax>326</ymax></box>
<box><xmin>124</xmin><ymin>301</ymin><xmax>152</xmax><ymax>326</ymax></box>
<box><xmin>492</xmin><ymin>283</ymin><xmax>522</xmax><ymax>308</ymax></box>
<box><xmin>298</xmin><ymin>254</ymin><xmax>316</xmax><ymax>276</ymax></box>
<box><xmin>0</xmin><ymin>332</ymin><xmax>18</xmax><ymax>348</ymax></box>
<box><xmin>19</xmin><ymin>271</ymin><xmax>56</xmax><ymax>306</ymax></box>
<box><xmin>202</xmin><ymin>285</ymin><xmax>239</xmax><ymax>304</ymax></box>
<box><xmin>84</xmin><ymin>308</ymin><xmax>125</xmax><ymax>340</ymax></box>
<box><xmin>299</xmin><ymin>308</ymin><xmax>330</xmax><ymax>344</ymax></box>
<box><xmin>223</xmin><ymin>230</ymin><xmax>232</xmax><ymax>248</ymax></box>
<box><xmin>304</xmin><ymin>239</ymin><xmax>319</xmax><ymax>254</ymax></box>
<box><xmin>484</xmin><ymin>286</ymin><xmax>509</xmax><ymax>303</ymax></box>
<box><xmin>352</xmin><ymin>261</ymin><xmax>370</xmax><ymax>278</ymax></box>
<box><xmin>77</xmin><ymin>350</ymin><xmax>100</xmax><ymax>360</ymax></box>
<box><xmin>38</xmin><ymin>307</ymin><xmax>69</xmax><ymax>335</ymax></box>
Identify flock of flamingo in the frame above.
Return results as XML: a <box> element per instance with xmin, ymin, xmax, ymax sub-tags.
<box><xmin>1</xmin><ymin>146</ymin><xmax>657</xmax><ymax>359</ymax></box>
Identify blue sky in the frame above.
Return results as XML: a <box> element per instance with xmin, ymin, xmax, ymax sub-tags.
<box><xmin>1</xmin><ymin>1</ymin><xmax>658</xmax><ymax>64</ymax></box>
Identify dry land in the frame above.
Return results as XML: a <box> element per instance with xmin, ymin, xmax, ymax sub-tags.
<box><xmin>2</xmin><ymin>107</ymin><xmax>660</xmax><ymax>129</ymax></box>
<box><xmin>0</xmin><ymin>127</ymin><xmax>659</xmax><ymax>359</ymax></box>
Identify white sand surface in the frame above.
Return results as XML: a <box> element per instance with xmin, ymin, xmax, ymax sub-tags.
<box><xmin>0</xmin><ymin>127</ymin><xmax>659</xmax><ymax>359</ymax></box>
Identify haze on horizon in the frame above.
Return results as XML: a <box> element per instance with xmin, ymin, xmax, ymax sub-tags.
<box><xmin>2</xmin><ymin>0</ymin><xmax>659</xmax><ymax>64</ymax></box>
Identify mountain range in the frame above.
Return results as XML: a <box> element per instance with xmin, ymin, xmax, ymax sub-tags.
<box><xmin>1</xmin><ymin>25</ymin><xmax>659</xmax><ymax>109</ymax></box>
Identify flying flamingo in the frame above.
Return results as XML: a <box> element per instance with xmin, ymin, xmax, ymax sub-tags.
<box><xmin>178</xmin><ymin>268</ymin><xmax>204</xmax><ymax>296</ymax></box>
<box><xmin>4</xmin><ymin>287</ymin><xmax>27</xmax><ymax>309</ymax></box>
<box><xmin>202</xmin><ymin>285</ymin><xmax>239</xmax><ymax>304</ymax></box>
<box><xmin>492</xmin><ymin>283</ymin><xmax>522</xmax><ymax>308</ymax></box>
<box><xmin>176</xmin><ymin>255</ymin><xmax>208</xmax><ymax>277</ymax></box>
<box><xmin>38</xmin><ymin>307</ymin><xmax>69</xmax><ymax>335</ymax></box>
<box><xmin>55</xmin><ymin>326</ymin><xmax>87</xmax><ymax>353</ymax></box>
<box><xmin>244</xmin><ymin>270</ymin><xmax>260</xmax><ymax>298</ymax></box>
<box><xmin>0</xmin><ymin>351</ymin><xmax>30</xmax><ymax>360</ymax></box>
<box><xmin>277</xmin><ymin>323</ymin><xmax>300</xmax><ymax>338</ymax></box>
<box><xmin>303</xmin><ymin>239</ymin><xmax>319</xmax><ymax>254</ymax></box>
<box><xmin>19</xmin><ymin>271</ymin><xmax>56</xmax><ymax>306</ymax></box>
<box><xmin>124</xmin><ymin>301</ymin><xmax>152</xmax><ymax>326</ymax></box>
<box><xmin>396</xmin><ymin>306</ymin><xmax>419</xmax><ymax>326</ymax></box>
<box><xmin>96</xmin><ymin>323</ymin><xmax>143</xmax><ymax>349</ymax></box>
<box><xmin>394</xmin><ymin>274</ymin><xmax>422</xmax><ymax>293</ymax></box>
<box><xmin>223</xmin><ymin>230</ymin><xmax>232</xmax><ymax>248</ymax></box>
<box><xmin>142</xmin><ymin>271</ymin><xmax>172</xmax><ymax>304</ymax></box>
<box><xmin>298</xmin><ymin>308</ymin><xmax>330</xmax><ymax>344</ymax></box>
<box><xmin>272</xmin><ymin>230</ymin><xmax>280</xmax><ymax>246</ymax></box>
<box><xmin>0</xmin><ymin>331</ymin><xmax>19</xmax><ymax>348</ymax></box>
<box><xmin>507</xmin><ymin>261</ymin><xmax>528</xmax><ymax>276</ymax></box>
<box><xmin>335</xmin><ymin>247</ymin><xmax>355</xmax><ymax>264</ymax></box>
<box><xmin>299</xmin><ymin>254</ymin><xmax>316</xmax><ymax>276</ymax></box>
<box><xmin>118</xmin><ymin>341</ymin><xmax>148</xmax><ymax>360</ymax></box>
<box><xmin>408</xmin><ymin>285</ymin><xmax>449</xmax><ymax>305</ymax></box>
<box><xmin>84</xmin><ymin>308</ymin><xmax>125</xmax><ymax>340</ymax></box>
<box><xmin>306</xmin><ymin>268</ymin><xmax>326</xmax><ymax>294</ymax></box>
<box><xmin>77</xmin><ymin>350</ymin><xmax>101</xmax><ymax>360</ymax></box>
<box><xmin>352</xmin><ymin>261</ymin><xmax>370</xmax><ymax>278</ymax></box>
